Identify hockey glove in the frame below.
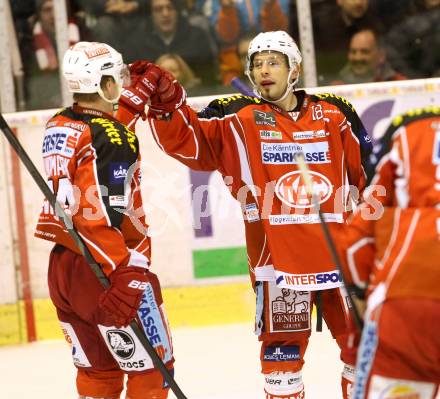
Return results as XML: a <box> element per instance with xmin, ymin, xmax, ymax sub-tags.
<box><xmin>99</xmin><ymin>265</ymin><xmax>148</xmax><ymax>328</ymax></box>
<box><xmin>119</xmin><ymin>61</ymin><xmax>163</xmax><ymax>120</ymax></box>
<box><xmin>129</xmin><ymin>60</ymin><xmax>155</xmax><ymax>76</ymax></box>
<box><xmin>119</xmin><ymin>86</ymin><xmax>149</xmax><ymax>120</ymax></box>
<box><xmin>149</xmin><ymin>70</ymin><xmax>187</xmax><ymax>117</ymax></box>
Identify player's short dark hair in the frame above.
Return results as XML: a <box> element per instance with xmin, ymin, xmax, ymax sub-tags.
<box><xmin>73</xmin><ymin>76</ymin><xmax>114</xmax><ymax>102</ymax></box>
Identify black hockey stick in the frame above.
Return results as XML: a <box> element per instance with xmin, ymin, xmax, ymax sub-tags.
<box><xmin>296</xmin><ymin>154</ymin><xmax>364</xmax><ymax>331</ymax></box>
<box><xmin>230</xmin><ymin>77</ymin><xmax>364</xmax><ymax>330</ymax></box>
<box><xmin>0</xmin><ymin>113</ymin><xmax>188</xmax><ymax>399</ymax></box>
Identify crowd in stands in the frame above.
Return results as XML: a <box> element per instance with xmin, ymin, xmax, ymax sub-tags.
<box><xmin>6</xmin><ymin>0</ymin><xmax>440</xmax><ymax>110</ymax></box>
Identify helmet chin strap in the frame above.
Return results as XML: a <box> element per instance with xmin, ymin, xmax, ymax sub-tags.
<box><xmin>251</xmin><ymin>68</ymin><xmax>300</xmax><ymax>106</ymax></box>
<box><xmin>97</xmin><ymin>83</ymin><xmax>123</xmax><ymax>113</ymax></box>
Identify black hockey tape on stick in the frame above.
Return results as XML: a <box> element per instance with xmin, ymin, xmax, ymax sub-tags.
<box><xmin>231</xmin><ymin>77</ymin><xmax>256</xmax><ymax>97</ymax></box>
<box><xmin>295</xmin><ymin>152</ymin><xmax>364</xmax><ymax>332</ymax></box>
<box><xmin>0</xmin><ymin>113</ymin><xmax>189</xmax><ymax>399</ymax></box>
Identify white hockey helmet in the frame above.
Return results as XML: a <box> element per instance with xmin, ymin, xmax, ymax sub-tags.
<box><xmin>245</xmin><ymin>31</ymin><xmax>302</xmax><ymax>102</ymax></box>
<box><xmin>62</xmin><ymin>41</ymin><xmax>128</xmax><ymax>103</ymax></box>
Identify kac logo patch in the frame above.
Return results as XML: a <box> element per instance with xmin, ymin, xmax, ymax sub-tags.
<box><xmin>275</xmin><ymin>170</ymin><xmax>332</xmax><ymax>208</ymax></box>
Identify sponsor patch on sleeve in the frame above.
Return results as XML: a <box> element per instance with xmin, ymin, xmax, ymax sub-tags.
<box><xmin>109</xmin><ymin>195</ymin><xmax>127</xmax><ymax>207</ymax></box>
<box><xmin>245</xmin><ymin>203</ymin><xmax>260</xmax><ymax>222</ymax></box>
<box><xmin>42</xmin><ymin>127</ymin><xmax>79</xmax><ymax>157</ymax></box>
<box><xmin>109</xmin><ymin>162</ymin><xmax>128</xmax><ymax>184</ymax></box>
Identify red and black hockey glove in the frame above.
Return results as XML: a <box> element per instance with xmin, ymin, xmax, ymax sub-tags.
<box><xmin>128</xmin><ymin>60</ymin><xmax>163</xmax><ymax>98</ymax></box>
<box><xmin>99</xmin><ymin>265</ymin><xmax>148</xmax><ymax>328</ymax></box>
<box><xmin>149</xmin><ymin>69</ymin><xmax>186</xmax><ymax>117</ymax></box>
<box><xmin>119</xmin><ymin>86</ymin><xmax>149</xmax><ymax>120</ymax></box>
<box><xmin>119</xmin><ymin>60</ymin><xmax>163</xmax><ymax>120</ymax></box>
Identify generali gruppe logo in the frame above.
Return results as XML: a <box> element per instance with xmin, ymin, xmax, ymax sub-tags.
<box><xmin>275</xmin><ymin>170</ymin><xmax>332</xmax><ymax>209</ymax></box>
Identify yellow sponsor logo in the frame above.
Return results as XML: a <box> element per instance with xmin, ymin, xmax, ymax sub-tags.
<box><xmin>91</xmin><ymin>118</ymin><xmax>137</xmax><ymax>153</ymax></box>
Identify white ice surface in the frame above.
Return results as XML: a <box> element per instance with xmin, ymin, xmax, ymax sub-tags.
<box><xmin>0</xmin><ymin>322</ymin><xmax>345</xmax><ymax>398</ymax></box>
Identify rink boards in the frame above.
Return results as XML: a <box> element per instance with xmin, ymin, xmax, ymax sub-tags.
<box><xmin>1</xmin><ymin>78</ymin><xmax>440</xmax><ymax>345</ymax></box>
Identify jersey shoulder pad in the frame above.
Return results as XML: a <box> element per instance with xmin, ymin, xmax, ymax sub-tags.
<box><xmin>55</xmin><ymin>107</ymin><xmax>79</xmax><ymax>121</ymax></box>
<box><xmin>88</xmin><ymin>116</ymin><xmax>138</xmax><ymax>154</ymax></box>
<box><xmin>198</xmin><ymin>94</ymin><xmax>262</xmax><ymax>118</ymax></box>
<box><xmin>389</xmin><ymin>105</ymin><xmax>440</xmax><ymax>132</ymax></box>
<box><xmin>311</xmin><ymin>92</ymin><xmax>357</xmax><ymax>114</ymax></box>
<box><xmin>372</xmin><ymin>105</ymin><xmax>440</xmax><ymax>176</ymax></box>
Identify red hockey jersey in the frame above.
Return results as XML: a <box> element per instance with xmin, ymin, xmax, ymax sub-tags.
<box><xmin>343</xmin><ymin>106</ymin><xmax>440</xmax><ymax>305</ymax></box>
<box><xmin>149</xmin><ymin>91</ymin><xmax>371</xmax><ymax>290</ymax></box>
<box><xmin>35</xmin><ymin>105</ymin><xmax>151</xmax><ymax>276</ymax></box>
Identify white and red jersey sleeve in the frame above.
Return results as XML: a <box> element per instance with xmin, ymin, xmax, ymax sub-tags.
<box><xmin>149</xmin><ymin>92</ymin><xmax>371</xmax><ymax>290</ymax></box>
<box><xmin>343</xmin><ymin>107</ymin><xmax>440</xmax><ymax>301</ymax></box>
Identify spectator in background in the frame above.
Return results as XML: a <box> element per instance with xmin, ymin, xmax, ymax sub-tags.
<box><xmin>238</xmin><ymin>32</ymin><xmax>254</xmax><ymax>74</ymax></box>
<box><xmin>9</xmin><ymin>0</ymin><xmax>36</xmax><ymax>110</ymax></box>
<box><xmin>369</xmin><ymin>0</ymin><xmax>416</xmax><ymax>32</ymax></box>
<box><xmin>212</xmin><ymin>0</ymin><xmax>289</xmax><ymax>35</ymax></box>
<box><xmin>155</xmin><ymin>53</ymin><xmax>202</xmax><ymax>95</ymax></box>
<box><xmin>224</xmin><ymin>31</ymin><xmax>255</xmax><ymax>89</ymax></box>
<box><xmin>385</xmin><ymin>0</ymin><xmax>440</xmax><ymax>79</ymax></box>
<box><xmin>181</xmin><ymin>0</ymin><xmax>216</xmax><ymax>37</ymax></box>
<box><xmin>10</xmin><ymin>2</ymin><xmax>36</xmax><ymax>81</ymax></box>
<box><xmin>75</xmin><ymin>0</ymin><xmax>148</xmax><ymax>62</ymax></box>
<box><xmin>33</xmin><ymin>0</ymin><xmax>80</xmax><ymax>71</ymax></box>
<box><xmin>27</xmin><ymin>0</ymin><xmax>80</xmax><ymax>109</ymax></box>
<box><xmin>179</xmin><ymin>0</ymin><xmax>219</xmax><ymax>75</ymax></box>
<box><xmin>133</xmin><ymin>0</ymin><xmax>218</xmax><ymax>88</ymax></box>
<box><xmin>333</xmin><ymin>29</ymin><xmax>406</xmax><ymax>85</ymax></box>
<box><xmin>211</xmin><ymin>0</ymin><xmax>289</xmax><ymax>85</ymax></box>
<box><xmin>212</xmin><ymin>0</ymin><xmax>289</xmax><ymax>84</ymax></box>
<box><xmin>423</xmin><ymin>0</ymin><xmax>440</xmax><ymax>8</ymax></box>
<box><xmin>312</xmin><ymin>0</ymin><xmax>384</xmax><ymax>84</ymax></box>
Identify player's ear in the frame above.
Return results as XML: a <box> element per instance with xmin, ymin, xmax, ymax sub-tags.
<box><xmin>290</xmin><ymin>65</ymin><xmax>301</xmax><ymax>83</ymax></box>
<box><xmin>100</xmin><ymin>76</ymin><xmax>115</xmax><ymax>95</ymax></box>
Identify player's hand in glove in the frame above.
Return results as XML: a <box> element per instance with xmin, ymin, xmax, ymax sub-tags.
<box><xmin>121</xmin><ymin>61</ymin><xmax>186</xmax><ymax>117</ymax></box>
<box><xmin>119</xmin><ymin>60</ymin><xmax>162</xmax><ymax>120</ymax></box>
<box><xmin>149</xmin><ymin>69</ymin><xmax>186</xmax><ymax>117</ymax></box>
<box><xmin>99</xmin><ymin>265</ymin><xmax>148</xmax><ymax>328</ymax></box>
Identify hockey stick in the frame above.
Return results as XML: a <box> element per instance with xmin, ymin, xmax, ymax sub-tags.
<box><xmin>230</xmin><ymin>78</ymin><xmax>364</xmax><ymax>330</ymax></box>
<box><xmin>0</xmin><ymin>113</ymin><xmax>188</xmax><ymax>399</ymax></box>
<box><xmin>231</xmin><ymin>77</ymin><xmax>256</xmax><ymax>97</ymax></box>
<box><xmin>296</xmin><ymin>153</ymin><xmax>364</xmax><ymax>331</ymax></box>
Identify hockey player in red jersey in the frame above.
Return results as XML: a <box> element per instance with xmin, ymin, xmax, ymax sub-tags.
<box><xmin>124</xmin><ymin>31</ymin><xmax>372</xmax><ymax>398</ymax></box>
<box><xmin>342</xmin><ymin>107</ymin><xmax>440</xmax><ymax>399</ymax></box>
<box><xmin>35</xmin><ymin>42</ymin><xmax>174</xmax><ymax>399</ymax></box>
